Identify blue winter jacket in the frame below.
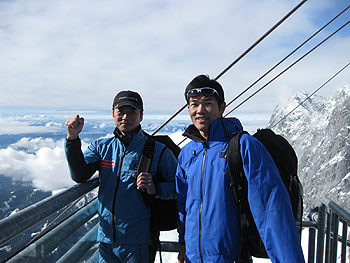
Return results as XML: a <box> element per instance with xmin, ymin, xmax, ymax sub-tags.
<box><xmin>176</xmin><ymin>117</ymin><xmax>304</xmax><ymax>263</ymax></box>
<box><xmin>65</xmin><ymin>127</ymin><xmax>177</xmax><ymax>245</ymax></box>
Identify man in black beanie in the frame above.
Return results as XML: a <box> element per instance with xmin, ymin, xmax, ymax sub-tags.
<box><xmin>176</xmin><ymin>75</ymin><xmax>305</xmax><ymax>263</ymax></box>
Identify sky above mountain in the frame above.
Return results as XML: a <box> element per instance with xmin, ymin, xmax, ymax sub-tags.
<box><xmin>0</xmin><ymin>0</ymin><xmax>349</xmax><ymax>117</ymax></box>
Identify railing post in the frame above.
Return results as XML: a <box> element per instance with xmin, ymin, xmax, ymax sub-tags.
<box><xmin>330</xmin><ymin>213</ymin><xmax>339</xmax><ymax>263</ymax></box>
<box><xmin>316</xmin><ymin>204</ymin><xmax>326</xmax><ymax>263</ymax></box>
<box><xmin>325</xmin><ymin>208</ymin><xmax>332</xmax><ymax>263</ymax></box>
<box><xmin>340</xmin><ymin>221</ymin><xmax>348</xmax><ymax>263</ymax></box>
<box><xmin>308</xmin><ymin>227</ymin><xmax>316</xmax><ymax>263</ymax></box>
<box><xmin>307</xmin><ymin>207</ymin><xmax>319</xmax><ymax>263</ymax></box>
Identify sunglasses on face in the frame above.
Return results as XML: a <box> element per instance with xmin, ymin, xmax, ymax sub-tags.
<box><xmin>186</xmin><ymin>87</ymin><xmax>219</xmax><ymax>100</ymax></box>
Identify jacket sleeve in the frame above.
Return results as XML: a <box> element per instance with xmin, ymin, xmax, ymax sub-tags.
<box><xmin>65</xmin><ymin>138</ymin><xmax>100</xmax><ymax>183</ymax></box>
<box><xmin>175</xmin><ymin>153</ymin><xmax>187</xmax><ymax>244</ymax></box>
<box><xmin>240</xmin><ymin>134</ymin><xmax>305</xmax><ymax>263</ymax></box>
<box><xmin>157</xmin><ymin>147</ymin><xmax>178</xmax><ymax>199</ymax></box>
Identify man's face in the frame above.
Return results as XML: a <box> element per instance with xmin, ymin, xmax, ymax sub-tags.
<box><xmin>113</xmin><ymin>106</ymin><xmax>143</xmax><ymax>136</ymax></box>
<box><xmin>188</xmin><ymin>95</ymin><xmax>225</xmax><ymax>139</ymax></box>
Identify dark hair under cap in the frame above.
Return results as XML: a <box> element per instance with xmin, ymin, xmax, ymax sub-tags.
<box><xmin>184</xmin><ymin>74</ymin><xmax>225</xmax><ymax>105</ymax></box>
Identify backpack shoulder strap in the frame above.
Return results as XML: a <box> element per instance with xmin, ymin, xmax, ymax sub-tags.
<box><xmin>137</xmin><ymin>136</ymin><xmax>157</xmax><ymax>208</ymax></box>
<box><xmin>137</xmin><ymin>136</ymin><xmax>156</xmax><ymax>174</ymax></box>
<box><xmin>226</xmin><ymin>131</ymin><xmax>247</xmax><ymax>200</ymax></box>
<box><xmin>140</xmin><ymin>133</ymin><xmax>179</xmax><ymax>184</ymax></box>
<box><xmin>226</xmin><ymin>131</ymin><xmax>251</xmax><ymax>263</ymax></box>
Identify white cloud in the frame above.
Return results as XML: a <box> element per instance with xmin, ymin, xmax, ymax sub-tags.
<box><xmin>0</xmin><ymin>0</ymin><xmax>348</xmax><ymax>116</ymax></box>
<box><xmin>0</xmin><ymin>117</ymin><xmax>62</xmax><ymax>135</ymax></box>
<box><xmin>0</xmin><ymin>137</ymin><xmax>90</xmax><ymax>191</ymax></box>
<box><xmin>45</xmin><ymin>121</ymin><xmax>63</xmax><ymax>128</ymax></box>
<box><xmin>11</xmin><ymin>137</ymin><xmax>62</xmax><ymax>152</ymax></box>
<box><xmin>0</xmin><ymin>128</ymin><xmax>186</xmax><ymax>192</ymax></box>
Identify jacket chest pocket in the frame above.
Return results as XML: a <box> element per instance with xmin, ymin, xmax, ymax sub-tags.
<box><xmin>120</xmin><ymin>155</ymin><xmax>140</xmax><ymax>182</ymax></box>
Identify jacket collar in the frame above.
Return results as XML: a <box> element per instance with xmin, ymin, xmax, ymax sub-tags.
<box><xmin>183</xmin><ymin>117</ymin><xmax>243</xmax><ymax>143</ymax></box>
<box><xmin>183</xmin><ymin>124</ymin><xmax>206</xmax><ymax>143</ymax></box>
<box><xmin>114</xmin><ymin>125</ymin><xmax>142</xmax><ymax>147</ymax></box>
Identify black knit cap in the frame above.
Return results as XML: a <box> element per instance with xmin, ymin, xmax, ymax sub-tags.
<box><xmin>184</xmin><ymin>75</ymin><xmax>225</xmax><ymax>105</ymax></box>
<box><xmin>112</xmin><ymin>90</ymin><xmax>143</xmax><ymax>111</ymax></box>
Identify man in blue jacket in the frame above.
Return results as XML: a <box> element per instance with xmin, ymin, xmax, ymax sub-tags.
<box><xmin>176</xmin><ymin>75</ymin><xmax>305</xmax><ymax>263</ymax></box>
<box><xmin>65</xmin><ymin>90</ymin><xmax>177</xmax><ymax>263</ymax></box>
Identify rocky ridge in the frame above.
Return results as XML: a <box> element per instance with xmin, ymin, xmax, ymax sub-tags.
<box><xmin>268</xmin><ymin>85</ymin><xmax>350</xmax><ymax>214</ymax></box>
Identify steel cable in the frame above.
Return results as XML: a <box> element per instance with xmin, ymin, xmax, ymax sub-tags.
<box><xmin>269</xmin><ymin>62</ymin><xmax>350</xmax><ymax>129</ymax></box>
<box><xmin>151</xmin><ymin>0</ymin><xmax>307</xmax><ymax>136</ymax></box>
<box><xmin>214</xmin><ymin>0</ymin><xmax>307</xmax><ymax>81</ymax></box>
<box><xmin>224</xmin><ymin>19</ymin><xmax>350</xmax><ymax>117</ymax></box>
<box><xmin>178</xmin><ymin>15</ymin><xmax>350</xmax><ymax>146</ymax></box>
<box><xmin>225</xmin><ymin>4</ymin><xmax>350</xmax><ymax>110</ymax></box>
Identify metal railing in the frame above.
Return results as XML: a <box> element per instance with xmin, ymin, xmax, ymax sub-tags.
<box><xmin>0</xmin><ymin>180</ymin><xmax>349</xmax><ymax>263</ymax></box>
<box><xmin>307</xmin><ymin>197</ymin><xmax>350</xmax><ymax>263</ymax></box>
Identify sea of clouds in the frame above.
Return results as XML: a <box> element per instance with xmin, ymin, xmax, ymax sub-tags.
<box><xmin>0</xmin><ymin>111</ymin><xmax>188</xmax><ymax>192</ymax></box>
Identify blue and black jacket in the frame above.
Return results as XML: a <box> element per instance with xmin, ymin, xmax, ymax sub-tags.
<box><xmin>65</xmin><ymin>126</ymin><xmax>177</xmax><ymax>245</ymax></box>
<box><xmin>176</xmin><ymin>117</ymin><xmax>304</xmax><ymax>263</ymax></box>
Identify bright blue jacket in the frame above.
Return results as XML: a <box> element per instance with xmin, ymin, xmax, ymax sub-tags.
<box><xmin>65</xmin><ymin>127</ymin><xmax>177</xmax><ymax>245</ymax></box>
<box><xmin>176</xmin><ymin>118</ymin><xmax>304</xmax><ymax>263</ymax></box>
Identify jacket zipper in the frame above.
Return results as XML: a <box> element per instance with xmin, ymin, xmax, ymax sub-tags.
<box><xmin>112</xmin><ymin>149</ymin><xmax>125</xmax><ymax>242</ymax></box>
<box><xmin>199</xmin><ymin>143</ymin><xmax>207</xmax><ymax>263</ymax></box>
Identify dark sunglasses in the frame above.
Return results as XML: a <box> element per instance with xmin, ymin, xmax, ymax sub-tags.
<box><xmin>186</xmin><ymin>87</ymin><xmax>219</xmax><ymax>100</ymax></box>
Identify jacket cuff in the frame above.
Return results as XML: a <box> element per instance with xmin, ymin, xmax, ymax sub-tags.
<box><xmin>66</xmin><ymin>137</ymin><xmax>80</xmax><ymax>143</ymax></box>
<box><xmin>149</xmin><ymin>183</ymin><xmax>161</xmax><ymax>199</ymax></box>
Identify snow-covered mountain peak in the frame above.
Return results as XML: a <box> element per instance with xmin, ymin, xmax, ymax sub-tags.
<box><xmin>269</xmin><ymin>84</ymin><xmax>350</xmax><ymax>213</ymax></box>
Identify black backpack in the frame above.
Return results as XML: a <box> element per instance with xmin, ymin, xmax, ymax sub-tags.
<box><xmin>137</xmin><ymin>133</ymin><xmax>180</xmax><ymax>263</ymax></box>
<box><xmin>226</xmin><ymin>129</ymin><xmax>303</xmax><ymax>262</ymax></box>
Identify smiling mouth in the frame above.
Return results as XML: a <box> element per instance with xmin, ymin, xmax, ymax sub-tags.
<box><xmin>196</xmin><ymin>117</ymin><xmax>208</xmax><ymax>123</ymax></box>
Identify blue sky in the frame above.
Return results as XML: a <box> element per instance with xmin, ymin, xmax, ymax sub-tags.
<box><xmin>0</xmin><ymin>0</ymin><xmax>349</xmax><ymax>118</ymax></box>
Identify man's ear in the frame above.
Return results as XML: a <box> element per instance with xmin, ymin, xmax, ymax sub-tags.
<box><xmin>220</xmin><ymin>102</ymin><xmax>226</xmax><ymax>115</ymax></box>
<box><xmin>139</xmin><ymin>110</ymin><xmax>143</xmax><ymax>122</ymax></box>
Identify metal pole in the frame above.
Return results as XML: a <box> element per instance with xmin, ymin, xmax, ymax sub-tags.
<box><xmin>6</xmin><ymin>199</ymin><xmax>98</xmax><ymax>263</ymax></box>
<box><xmin>0</xmin><ymin>178</ymin><xmax>98</xmax><ymax>246</ymax></box>
<box><xmin>340</xmin><ymin>221</ymin><xmax>348</xmax><ymax>263</ymax></box>
<box><xmin>330</xmin><ymin>213</ymin><xmax>339</xmax><ymax>263</ymax></box>
<box><xmin>56</xmin><ymin>223</ymin><xmax>98</xmax><ymax>263</ymax></box>
<box><xmin>308</xmin><ymin>227</ymin><xmax>316</xmax><ymax>263</ymax></box>
<box><xmin>316</xmin><ymin>204</ymin><xmax>326</xmax><ymax>263</ymax></box>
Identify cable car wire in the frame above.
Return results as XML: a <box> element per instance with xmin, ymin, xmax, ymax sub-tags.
<box><xmin>214</xmin><ymin>0</ymin><xmax>307</xmax><ymax>81</ymax></box>
<box><xmin>151</xmin><ymin>0</ymin><xmax>307</xmax><ymax>136</ymax></box>
<box><xmin>178</xmin><ymin>8</ymin><xmax>349</xmax><ymax>146</ymax></box>
<box><xmin>224</xmin><ymin>19</ymin><xmax>350</xmax><ymax>117</ymax></box>
<box><xmin>225</xmin><ymin>4</ymin><xmax>350</xmax><ymax>110</ymax></box>
<box><xmin>269</xmin><ymin>62</ymin><xmax>350</xmax><ymax>129</ymax></box>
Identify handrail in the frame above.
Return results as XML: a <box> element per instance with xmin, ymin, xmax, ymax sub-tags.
<box><xmin>0</xmin><ymin>177</ymin><xmax>99</xmax><ymax>246</ymax></box>
<box><xmin>6</xmin><ymin>199</ymin><xmax>98</xmax><ymax>263</ymax></box>
<box><xmin>322</xmin><ymin>196</ymin><xmax>350</xmax><ymax>224</ymax></box>
<box><xmin>56</xmin><ymin>224</ymin><xmax>98</xmax><ymax>263</ymax></box>
<box><xmin>307</xmin><ymin>197</ymin><xmax>350</xmax><ymax>263</ymax></box>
